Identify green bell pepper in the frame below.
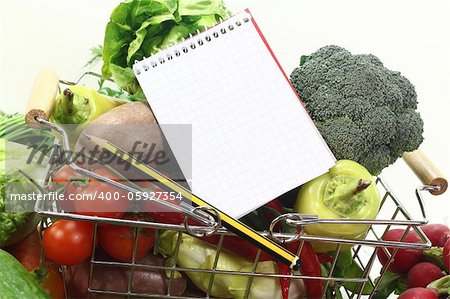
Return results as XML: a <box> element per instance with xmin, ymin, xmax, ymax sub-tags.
<box><xmin>294</xmin><ymin>160</ymin><xmax>380</xmax><ymax>252</ymax></box>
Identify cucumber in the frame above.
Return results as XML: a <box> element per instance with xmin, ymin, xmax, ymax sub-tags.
<box><xmin>0</xmin><ymin>249</ymin><xmax>49</xmax><ymax>299</ymax></box>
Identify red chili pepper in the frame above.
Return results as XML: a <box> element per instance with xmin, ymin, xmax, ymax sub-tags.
<box><xmin>201</xmin><ymin>198</ymin><xmax>284</xmax><ymax>262</ymax></box>
<box><xmin>276</xmin><ymin>260</ymin><xmax>291</xmax><ymax>299</ymax></box>
<box><xmin>317</xmin><ymin>253</ymin><xmax>334</xmax><ymax>264</ymax></box>
<box><xmin>263</xmin><ymin>198</ymin><xmax>297</xmax><ymax>299</ymax></box>
<box><xmin>260</xmin><ymin>199</ymin><xmax>284</xmax><ymax>230</ymax></box>
<box><xmin>144</xmin><ymin>192</ymin><xmax>323</xmax><ymax>298</ymax></box>
<box><xmin>275</xmin><ymin>240</ymin><xmax>323</xmax><ymax>299</ymax></box>
<box><xmin>295</xmin><ymin>241</ymin><xmax>323</xmax><ymax>299</ymax></box>
<box><xmin>263</xmin><ymin>198</ymin><xmax>284</xmax><ymax>216</ymax></box>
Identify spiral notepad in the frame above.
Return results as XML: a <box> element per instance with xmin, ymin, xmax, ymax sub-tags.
<box><xmin>133</xmin><ymin>10</ymin><xmax>336</xmax><ymax>218</ymax></box>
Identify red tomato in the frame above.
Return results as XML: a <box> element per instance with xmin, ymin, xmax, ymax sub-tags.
<box><xmin>52</xmin><ymin>165</ymin><xmax>85</xmax><ymax>212</ymax></box>
<box><xmin>43</xmin><ymin>220</ymin><xmax>94</xmax><ymax>265</ymax></box>
<box><xmin>36</xmin><ymin>267</ymin><xmax>65</xmax><ymax>299</ymax></box>
<box><xmin>72</xmin><ymin>168</ymin><xmax>129</xmax><ymax>219</ymax></box>
<box><xmin>7</xmin><ymin>229</ymin><xmax>65</xmax><ymax>299</ymax></box>
<box><xmin>99</xmin><ymin>220</ymin><xmax>155</xmax><ymax>262</ymax></box>
<box><xmin>52</xmin><ymin>165</ymin><xmax>77</xmax><ymax>189</ymax></box>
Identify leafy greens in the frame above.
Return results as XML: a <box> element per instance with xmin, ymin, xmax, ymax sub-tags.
<box><xmin>0</xmin><ymin>112</ymin><xmax>52</xmax><ymax>247</ymax></box>
<box><xmin>102</xmin><ymin>0</ymin><xmax>231</xmax><ymax>99</ymax></box>
<box><xmin>0</xmin><ymin>139</ymin><xmax>48</xmax><ymax>246</ymax></box>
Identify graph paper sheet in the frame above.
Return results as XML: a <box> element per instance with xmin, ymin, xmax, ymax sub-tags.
<box><xmin>133</xmin><ymin>11</ymin><xmax>336</xmax><ymax>218</ymax></box>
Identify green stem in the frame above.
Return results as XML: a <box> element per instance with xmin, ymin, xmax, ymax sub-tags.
<box><xmin>1</xmin><ymin>121</ymin><xmax>24</xmax><ymax>137</ymax></box>
<box><xmin>328</xmin><ymin>179</ymin><xmax>371</xmax><ymax>202</ymax></box>
<box><xmin>36</xmin><ymin>221</ymin><xmax>47</xmax><ymax>279</ymax></box>
<box><xmin>428</xmin><ymin>275</ymin><xmax>450</xmax><ymax>296</ymax></box>
<box><xmin>423</xmin><ymin>247</ymin><xmax>446</xmax><ymax>270</ymax></box>
<box><xmin>324</xmin><ymin>178</ymin><xmax>372</xmax><ymax>217</ymax></box>
<box><xmin>63</xmin><ymin>88</ymin><xmax>74</xmax><ymax>115</ymax></box>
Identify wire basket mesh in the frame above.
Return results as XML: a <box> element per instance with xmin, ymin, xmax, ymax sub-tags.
<box><xmin>25</xmin><ymin>71</ymin><xmax>440</xmax><ymax>299</ymax></box>
<box><xmin>34</xmin><ymin>160</ymin><xmax>433</xmax><ymax>298</ymax></box>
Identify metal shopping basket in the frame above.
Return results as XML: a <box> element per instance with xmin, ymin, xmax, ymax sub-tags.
<box><xmin>23</xmin><ymin>70</ymin><xmax>448</xmax><ymax>299</ymax></box>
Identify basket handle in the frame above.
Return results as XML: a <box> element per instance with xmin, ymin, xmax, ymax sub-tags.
<box><xmin>25</xmin><ymin>69</ymin><xmax>59</xmax><ymax>128</ymax></box>
<box><xmin>402</xmin><ymin>149</ymin><xmax>448</xmax><ymax>195</ymax></box>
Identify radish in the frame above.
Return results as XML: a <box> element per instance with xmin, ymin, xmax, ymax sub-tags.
<box><xmin>398</xmin><ymin>287</ymin><xmax>437</xmax><ymax>299</ymax></box>
<box><xmin>376</xmin><ymin>229</ymin><xmax>423</xmax><ymax>274</ymax></box>
<box><xmin>407</xmin><ymin>262</ymin><xmax>444</xmax><ymax>288</ymax></box>
<box><xmin>421</xmin><ymin>224</ymin><xmax>450</xmax><ymax>247</ymax></box>
<box><xmin>444</xmin><ymin>238</ymin><xmax>450</xmax><ymax>271</ymax></box>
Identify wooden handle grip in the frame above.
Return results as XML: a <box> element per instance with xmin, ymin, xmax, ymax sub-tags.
<box><xmin>25</xmin><ymin>69</ymin><xmax>59</xmax><ymax>128</ymax></box>
<box><xmin>403</xmin><ymin>150</ymin><xmax>448</xmax><ymax>195</ymax></box>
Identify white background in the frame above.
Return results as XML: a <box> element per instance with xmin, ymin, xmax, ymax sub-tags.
<box><xmin>0</xmin><ymin>0</ymin><xmax>449</xmax><ymax>225</ymax></box>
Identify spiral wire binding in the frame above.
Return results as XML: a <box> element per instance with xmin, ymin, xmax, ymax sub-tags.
<box><xmin>133</xmin><ymin>13</ymin><xmax>251</xmax><ymax>75</ymax></box>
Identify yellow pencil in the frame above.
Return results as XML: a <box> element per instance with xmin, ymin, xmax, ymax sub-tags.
<box><xmin>84</xmin><ymin>133</ymin><xmax>300</xmax><ymax>270</ymax></box>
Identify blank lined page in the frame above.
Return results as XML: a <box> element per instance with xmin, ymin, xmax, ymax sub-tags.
<box><xmin>134</xmin><ymin>11</ymin><xmax>335</xmax><ymax>218</ymax></box>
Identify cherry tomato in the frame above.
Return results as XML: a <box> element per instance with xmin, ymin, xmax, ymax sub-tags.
<box><xmin>43</xmin><ymin>220</ymin><xmax>94</xmax><ymax>265</ymax></box>
<box><xmin>52</xmin><ymin>165</ymin><xmax>85</xmax><ymax>212</ymax></box>
<box><xmin>53</xmin><ymin>165</ymin><xmax>79</xmax><ymax>189</ymax></box>
<box><xmin>72</xmin><ymin>168</ymin><xmax>129</xmax><ymax>219</ymax></box>
<box><xmin>7</xmin><ymin>229</ymin><xmax>65</xmax><ymax>299</ymax></box>
<box><xmin>35</xmin><ymin>267</ymin><xmax>65</xmax><ymax>299</ymax></box>
<box><xmin>99</xmin><ymin>219</ymin><xmax>155</xmax><ymax>262</ymax></box>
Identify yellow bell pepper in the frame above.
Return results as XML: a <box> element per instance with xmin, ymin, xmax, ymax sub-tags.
<box><xmin>51</xmin><ymin>85</ymin><xmax>124</xmax><ymax>129</ymax></box>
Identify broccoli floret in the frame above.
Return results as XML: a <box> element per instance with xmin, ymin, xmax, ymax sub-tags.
<box><xmin>304</xmin><ymin>86</ymin><xmax>344</xmax><ymax>122</ymax></box>
<box><xmin>388</xmin><ymin>71</ymin><xmax>418</xmax><ymax>110</ymax></box>
<box><xmin>317</xmin><ymin>117</ymin><xmax>367</xmax><ymax>162</ymax></box>
<box><xmin>391</xmin><ymin>108</ymin><xmax>424</xmax><ymax>157</ymax></box>
<box><xmin>290</xmin><ymin>45</ymin><xmax>424</xmax><ymax>174</ymax></box>
<box><xmin>359</xmin><ymin>145</ymin><xmax>394</xmax><ymax>177</ymax></box>
<box><xmin>358</xmin><ymin>106</ymin><xmax>397</xmax><ymax>147</ymax></box>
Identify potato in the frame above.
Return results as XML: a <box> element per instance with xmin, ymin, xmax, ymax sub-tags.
<box><xmin>66</xmin><ymin>252</ymin><xmax>187</xmax><ymax>298</ymax></box>
<box><xmin>75</xmin><ymin>102</ymin><xmax>164</xmax><ymax>159</ymax></box>
<box><xmin>74</xmin><ymin>102</ymin><xmax>184</xmax><ymax>183</ymax></box>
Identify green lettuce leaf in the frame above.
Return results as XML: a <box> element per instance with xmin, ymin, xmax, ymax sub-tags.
<box><xmin>102</xmin><ymin>0</ymin><xmax>230</xmax><ymax>98</ymax></box>
<box><xmin>0</xmin><ymin>140</ymin><xmax>47</xmax><ymax>246</ymax></box>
